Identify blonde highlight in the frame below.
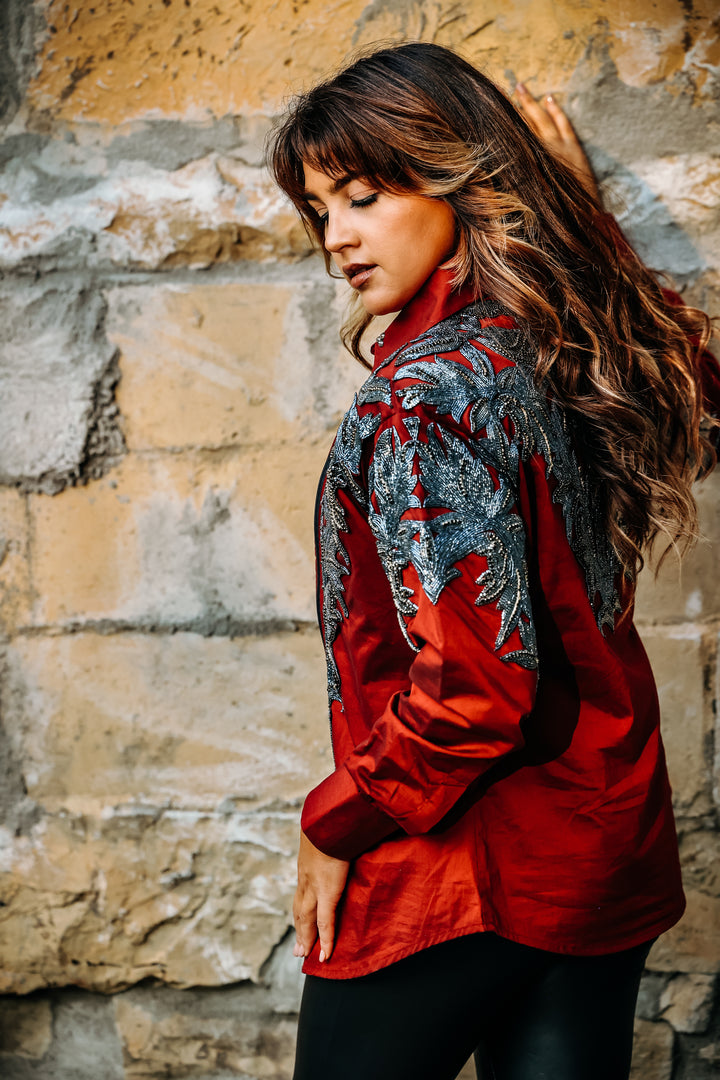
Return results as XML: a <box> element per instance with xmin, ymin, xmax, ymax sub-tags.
<box><xmin>269</xmin><ymin>42</ymin><xmax>718</xmax><ymax>594</ymax></box>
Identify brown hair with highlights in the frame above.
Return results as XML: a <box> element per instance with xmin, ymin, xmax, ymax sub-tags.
<box><xmin>268</xmin><ymin>41</ymin><xmax>717</xmax><ymax>590</ymax></box>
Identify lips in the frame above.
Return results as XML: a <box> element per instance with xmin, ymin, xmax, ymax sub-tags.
<box><xmin>343</xmin><ymin>263</ymin><xmax>376</xmax><ymax>288</ymax></box>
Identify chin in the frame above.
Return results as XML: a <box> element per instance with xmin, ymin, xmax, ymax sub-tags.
<box><xmin>360</xmin><ymin>294</ymin><xmax>404</xmax><ymax>317</ymax></box>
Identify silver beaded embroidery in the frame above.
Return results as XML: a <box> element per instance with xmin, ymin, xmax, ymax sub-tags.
<box><xmin>318</xmin><ymin>299</ymin><xmax>621</xmax><ymax>704</ymax></box>
<box><xmin>319</xmin><ymin>397</ymin><xmax>381</xmax><ymax>704</ymax></box>
<box><xmin>387</xmin><ymin>306</ymin><xmax>621</xmax><ymax>634</ymax></box>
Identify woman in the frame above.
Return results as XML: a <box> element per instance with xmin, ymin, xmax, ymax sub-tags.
<box><xmin>268</xmin><ymin>42</ymin><xmax>719</xmax><ymax>1080</ymax></box>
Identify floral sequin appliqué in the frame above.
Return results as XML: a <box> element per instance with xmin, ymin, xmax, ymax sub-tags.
<box><xmin>318</xmin><ymin>301</ymin><xmax>620</xmax><ymax>705</ymax></box>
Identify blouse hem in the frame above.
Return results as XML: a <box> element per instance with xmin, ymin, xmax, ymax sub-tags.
<box><xmin>300</xmin><ymin>899</ymin><xmax>686</xmax><ymax>981</ymax></box>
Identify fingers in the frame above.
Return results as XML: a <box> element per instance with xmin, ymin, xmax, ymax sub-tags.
<box><xmin>292</xmin><ymin>893</ymin><xmax>317</xmax><ymax>958</ymax></box>
<box><xmin>514</xmin><ymin>83</ymin><xmax>560</xmax><ymax>143</ymax></box>
<box><xmin>513</xmin><ymin>82</ymin><xmax>600</xmax><ymax>202</ymax></box>
<box><xmin>543</xmin><ymin>94</ymin><xmax>575</xmax><ymax>143</ymax></box>
<box><xmin>315</xmin><ymin>894</ymin><xmax>337</xmax><ymax>963</ymax></box>
<box><xmin>292</xmin><ymin>830</ymin><xmax>350</xmax><ymax>963</ymax></box>
<box><xmin>292</xmin><ymin>890</ymin><xmax>337</xmax><ymax>962</ymax></box>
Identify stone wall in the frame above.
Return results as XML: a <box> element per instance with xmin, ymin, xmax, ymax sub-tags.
<box><xmin>0</xmin><ymin>1</ymin><xmax>718</xmax><ymax>1077</ymax></box>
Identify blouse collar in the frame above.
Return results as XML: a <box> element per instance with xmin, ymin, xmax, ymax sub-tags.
<box><xmin>371</xmin><ymin>265</ymin><xmax>477</xmax><ymax>372</ymax></box>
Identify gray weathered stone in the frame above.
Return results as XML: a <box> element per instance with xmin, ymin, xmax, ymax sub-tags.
<box><xmin>0</xmin><ymin>997</ymin><xmax>52</xmax><ymax>1060</ymax></box>
<box><xmin>0</xmin><ymin>282</ymin><xmax>122</xmax><ymax>492</ymax></box>
<box><xmin>0</xmin><ymin>992</ymin><xmax>124</xmax><ymax>1080</ymax></box>
<box><xmin>0</xmin><ymin>141</ymin><xmax>308</xmax><ymax>272</ymax></box>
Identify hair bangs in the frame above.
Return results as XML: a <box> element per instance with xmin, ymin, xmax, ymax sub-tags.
<box><xmin>270</xmin><ymin>91</ymin><xmax>413</xmax><ymax>223</ymax></box>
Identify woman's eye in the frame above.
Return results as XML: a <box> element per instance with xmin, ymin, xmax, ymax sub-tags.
<box><xmin>350</xmin><ymin>193</ymin><xmax>378</xmax><ymax>209</ymax></box>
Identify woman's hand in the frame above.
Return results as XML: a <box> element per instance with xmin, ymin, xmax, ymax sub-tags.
<box><xmin>514</xmin><ymin>83</ymin><xmax>600</xmax><ymax>203</ymax></box>
<box><xmin>292</xmin><ymin>830</ymin><xmax>350</xmax><ymax>963</ymax></box>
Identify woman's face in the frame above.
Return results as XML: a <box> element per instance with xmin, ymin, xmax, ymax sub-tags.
<box><xmin>303</xmin><ymin>163</ymin><xmax>457</xmax><ymax>316</ymax></box>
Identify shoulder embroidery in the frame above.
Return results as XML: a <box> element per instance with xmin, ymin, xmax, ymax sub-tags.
<box><xmin>319</xmin><ymin>300</ymin><xmax>622</xmax><ymax>706</ymax></box>
<box><xmin>382</xmin><ymin>304</ymin><xmax>621</xmax><ymax>635</ymax></box>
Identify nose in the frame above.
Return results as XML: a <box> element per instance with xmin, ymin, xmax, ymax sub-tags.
<box><xmin>323</xmin><ymin>208</ymin><xmax>357</xmax><ymax>255</ymax></box>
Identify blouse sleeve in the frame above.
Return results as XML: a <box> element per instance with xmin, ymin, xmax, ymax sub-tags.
<box><xmin>301</xmin><ymin>404</ymin><xmax>539</xmax><ymax>861</ymax></box>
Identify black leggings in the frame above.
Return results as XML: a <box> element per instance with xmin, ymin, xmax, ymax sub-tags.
<box><xmin>293</xmin><ymin>932</ymin><xmax>654</xmax><ymax>1080</ymax></box>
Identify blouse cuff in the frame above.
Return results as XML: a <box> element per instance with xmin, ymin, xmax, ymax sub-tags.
<box><xmin>300</xmin><ymin>764</ymin><xmax>399</xmax><ymax>861</ymax></box>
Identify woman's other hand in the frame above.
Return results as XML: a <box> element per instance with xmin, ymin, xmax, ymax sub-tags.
<box><xmin>293</xmin><ymin>830</ymin><xmax>350</xmax><ymax>963</ymax></box>
<box><xmin>514</xmin><ymin>83</ymin><xmax>600</xmax><ymax>203</ymax></box>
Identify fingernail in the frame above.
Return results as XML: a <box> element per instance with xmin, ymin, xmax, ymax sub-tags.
<box><xmin>319</xmin><ymin>949</ymin><xmax>326</xmax><ymax>963</ymax></box>
<box><xmin>516</xmin><ymin>82</ymin><xmax>526</xmax><ymax>93</ymax></box>
<box><xmin>546</xmin><ymin>94</ymin><xmax>554</xmax><ymax>103</ymax></box>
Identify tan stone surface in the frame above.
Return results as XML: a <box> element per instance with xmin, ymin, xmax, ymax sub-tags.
<box><xmin>0</xmin><ymin>806</ymin><xmax>299</xmax><ymax>994</ymax></box>
<box><xmin>679</xmin><ymin>828</ymin><xmax>720</xmax><ymax>899</ymax></box>
<box><xmin>659</xmin><ymin>972</ymin><xmax>716</xmax><ymax>1033</ymax></box>
<box><xmin>2</xmin><ymin>629</ymin><xmax>329</xmax><ymax>808</ymax></box>
<box><xmin>115</xmin><ymin>995</ymin><xmax>297</xmax><ymax>1079</ymax></box>
<box><xmin>28</xmin><ymin>445</ymin><xmax>324</xmax><ymax>627</ymax></box>
<box><xmin>26</xmin><ymin>0</ymin><xmax>718</xmax><ymax>126</ymax></box>
<box><xmin>0</xmin><ymin>488</ymin><xmax>31</xmax><ymax>636</ymax></box>
<box><xmin>647</xmin><ymin>888</ymin><xmax>720</xmax><ymax>974</ymax></box>
<box><xmin>107</xmin><ymin>279</ymin><xmax>363</xmax><ymax>452</ymax></box>
<box><xmin>630</xmin><ymin>1019</ymin><xmax>674</xmax><ymax>1080</ymax></box>
<box><xmin>635</xmin><ymin>470</ymin><xmax>720</xmax><ymax>624</ymax></box>
<box><xmin>641</xmin><ymin>627</ymin><xmax>713</xmax><ymax>815</ymax></box>
<box><xmin>0</xmin><ymin>996</ymin><xmax>52</xmax><ymax>1059</ymax></box>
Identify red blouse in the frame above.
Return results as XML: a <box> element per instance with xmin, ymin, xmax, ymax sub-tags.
<box><xmin>300</xmin><ymin>261</ymin><xmax>715</xmax><ymax>980</ymax></box>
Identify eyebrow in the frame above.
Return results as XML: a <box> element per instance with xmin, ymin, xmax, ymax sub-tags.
<box><xmin>304</xmin><ymin>173</ymin><xmax>361</xmax><ymax>202</ymax></box>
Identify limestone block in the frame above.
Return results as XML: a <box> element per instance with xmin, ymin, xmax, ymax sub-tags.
<box><xmin>5</xmin><ymin>991</ymin><xmax>125</xmax><ymax>1080</ymax></box>
<box><xmin>28</xmin><ymin>446</ymin><xmax>323</xmax><ymax>628</ymax></box>
<box><xmin>636</xmin><ymin>972</ymin><xmax>670</xmax><ymax>1022</ymax></box>
<box><xmin>699</xmin><ymin>1041</ymin><xmax>720</xmax><ymax>1068</ymax></box>
<box><xmin>0</xmin><ymin>142</ymin><xmax>308</xmax><ymax>271</ymax></box>
<box><xmin>0</xmin><ymin>625</ymin><xmax>334</xmax><ymax>992</ymax></box>
<box><xmin>679</xmin><ymin>828</ymin><xmax>720</xmax><ymax>899</ymax></box>
<box><xmin>640</xmin><ymin>627</ymin><xmax>712</xmax><ymax>815</ymax></box>
<box><xmin>26</xmin><ymin>0</ymin><xmax>717</xmax><ymax>125</ymax></box>
<box><xmin>106</xmin><ymin>278</ymin><xmax>363</xmax><ymax>452</ymax></box>
<box><xmin>611</xmin><ymin>154</ymin><xmax>720</xmax><ymax>278</ymax></box>
<box><xmin>635</xmin><ymin>470</ymin><xmax>720</xmax><ymax>625</ymax></box>
<box><xmin>0</xmin><ymin>282</ymin><xmax>118</xmax><ymax>488</ymax></box>
<box><xmin>261</xmin><ymin>932</ymin><xmax>304</xmax><ymax>1016</ymax></box>
<box><xmin>630</xmin><ymin>1019</ymin><xmax>674</xmax><ymax>1080</ymax></box>
<box><xmin>1</xmin><ymin>630</ymin><xmax>330</xmax><ymax>809</ymax></box>
<box><xmin>647</xmin><ymin>888</ymin><xmax>720</xmax><ymax>974</ymax></box>
<box><xmin>0</xmin><ymin>805</ymin><xmax>300</xmax><ymax>993</ymax></box>
<box><xmin>0</xmin><ymin>487</ymin><xmax>31</xmax><ymax>635</ymax></box>
<box><xmin>659</xmin><ymin>973</ymin><xmax>716</xmax><ymax>1033</ymax></box>
<box><xmin>114</xmin><ymin>988</ymin><xmax>297</xmax><ymax>1079</ymax></box>
<box><xmin>0</xmin><ymin>996</ymin><xmax>52</xmax><ymax>1059</ymax></box>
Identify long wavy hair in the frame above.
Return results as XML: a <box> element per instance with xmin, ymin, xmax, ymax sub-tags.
<box><xmin>269</xmin><ymin>41</ymin><xmax>717</xmax><ymax>587</ymax></box>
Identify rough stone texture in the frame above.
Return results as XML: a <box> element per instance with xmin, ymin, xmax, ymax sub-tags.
<box><xmin>0</xmin><ymin>997</ymin><xmax>52</xmax><ymax>1060</ymax></box>
<box><xmin>636</xmin><ymin>628</ymin><xmax>714</xmax><ymax>817</ymax></box>
<box><xmin>635</xmin><ymin>471</ymin><xmax>720</xmax><ymax>625</ymax></box>
<box><xmin>660</xmin><ymin>974</ymin><xmax>717</xmax><ymax>1034</ymax></box>
<box><xmin>631</xmin><ymin>1019</ymin><xmax>675</xmax><ymax>1080</ymax></box>
<box><xmin>0</xmin><ymin>142</ymin><xmax>309</xmax><ymax>272</ymax></box>
<box><xmin>0</xmin><ymin>282</ymin><xmax>124</xmax><ymax>492</ymax></box>
<box><xmin>0</xmin><ymin>991</ymin><xmax>124</xmax><ymax>1080</ymax></box>
<box><xmin>0</xmin><ymin>0</ymin><xmax>719</xmax><ymax>1077</ymax></box>
<box><xmin>27</xmin><ymin>447</ymin><xmax>321</xmax><ymax>630</ymax></box>
<box><xmin>0</xmin><ymin>488</ymin><xmax>31</xmax><ymax>636</ymax></box>
<box><xmin>106</xmin><ymin>278</ymin><xmax>362</xmax><ymax>452</ymax></box>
